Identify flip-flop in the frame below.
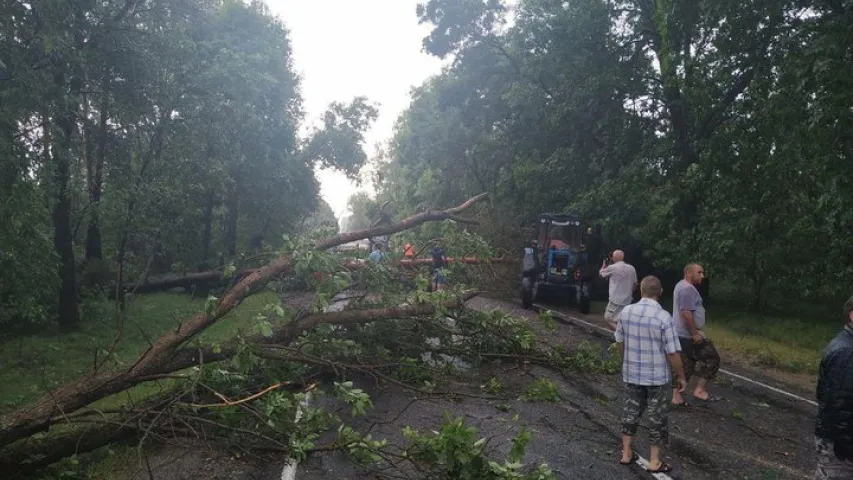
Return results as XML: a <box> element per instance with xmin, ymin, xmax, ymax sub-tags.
<box><xmin>647</xmin><ymin>462</ymin><xmax>673</xmax><ymax>473</ymax></box>
<box><xmin>671</xmin><ymin>400</ymin><xmax>691</xmax><ymax>408</ymax></box>
<box><xmin>619</xmin><ymin>452</ymin><xmax>639</xmax><ymax>465</ymax></box>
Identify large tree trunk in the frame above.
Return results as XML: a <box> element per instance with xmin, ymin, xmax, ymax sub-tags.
<box><xmin>85</xmin><ymin>87</ymin><xmax>108</xmax><ymax>261</ymax></box>
<box><xmin>114</xmin><ymin>255</ymin><xmax>513</xmax><ymax>294</ymax></box>
<box><xmin>51</xmin><ymin>107</ymin><xmax>80</xmax><ymax>329</ymax></box>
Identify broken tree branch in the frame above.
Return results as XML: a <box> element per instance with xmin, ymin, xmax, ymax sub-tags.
<box><xmin>119</xmin><ymin>258</ymin><xmax>511</xmax><ymax>295</ymax></box>
<box><xmin>0</xmin><ymin>193</ymin><xmax>489</xmax><ymax>450</ymax></box>
<box><xmin>187</xmin><ymin>383</ymin><xmax>287</xmax><ymax>409</ymax></box>
<box><xmin>316</xmin><ymin>192</ymin><xmax>488</xmax><ymax>250</ymax></box>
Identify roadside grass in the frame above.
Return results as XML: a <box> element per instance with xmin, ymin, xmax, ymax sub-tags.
<box><xmin>703</xmin><ymin>306</ymin><xmax>835</xmax><ymax>375</ymax></box>
<box><xmin>0</xmin><ymin>289</ymin><xmax>282</xmax><ymax>413</ymax></box>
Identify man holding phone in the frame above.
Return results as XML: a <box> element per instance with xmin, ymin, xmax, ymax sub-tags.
<box><xmin>600</xmin><ymin>249</ymin><xmax>637</xmax><ymax>331</ymax></box>
<box><xmin>671</xmin><ymin>263</ymin><xmax>721</xmax><ymax>406</ymax></box>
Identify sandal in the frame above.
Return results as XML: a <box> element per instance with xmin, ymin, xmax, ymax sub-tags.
<box><xmin>671</xmin><ymin>400</ymin><xmax>691</xmax><ymax>408</ymax></box>
<box><xmin>647</xmin><ymin>461</ymin><xmax>673</xmax><ymax>473</ymax></box>
<box><xmin>619</xmin><ymin>452</ymin><xmax>639</xmax><ymax>465</ymax></box>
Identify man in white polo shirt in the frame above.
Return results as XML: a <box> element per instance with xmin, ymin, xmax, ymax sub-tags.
<box><xmin>600</xmin><ymin>249</ymin><xmax>638</xmax><ymax>330</ymax></box>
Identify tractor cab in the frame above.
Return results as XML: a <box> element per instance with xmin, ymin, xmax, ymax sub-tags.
<box><xmin>537</xmin><ymin>214</ymin><xmax>587</xmax><ymax>282</ymax></box>
<box><xmin>522</xmin><ymin>213</ymin><xmax>601</xmax><ymax>312</ymax></box>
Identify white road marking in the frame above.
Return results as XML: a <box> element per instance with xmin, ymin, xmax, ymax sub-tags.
<box><xmin>280</xmin><ymin>390</ymin><xmax>313</xmax><ymax>480</ymax></box>
<box><xmin>281</xmin><ymin>293</ymin><xmax>352</xmax><ymax>480</ymax></box>
<box><xmin>532</xmin><ymin>303</ymin><xmax>819</xmax><ymax>407</ymax></box>
<box><xmin>717</xmin><ymin>369</ymin><xmax>818</xmax><ymax>407</ymax></box>
<box><xmin>633</xmin><ymin>453</ymin><xmax>674</xmax><ymax>480</ymax></box>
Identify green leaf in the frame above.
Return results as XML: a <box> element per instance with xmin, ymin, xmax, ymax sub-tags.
<box><xmin>222</xmin><ymin>264</ymin><xmax>236</xmax><ymax>279</ymax></box>
<box><xmin>204</xmin><ymin>296</ymin><xmax>218</xmax><ymax>316</ymax></box>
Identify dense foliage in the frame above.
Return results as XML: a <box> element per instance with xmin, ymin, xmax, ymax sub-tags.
<box><xmin>0</xmin><ymin>0</ymin><xmax>375</xmax><ymax>331</ymax></box>
<box><xmin>373</xmin><ymin>0</ymin><xmax>853</xmax><ymax>310</ymax></box>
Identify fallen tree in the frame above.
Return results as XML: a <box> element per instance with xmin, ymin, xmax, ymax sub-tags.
<box><xmin>121</xmin><ymin>256</ymin><xmax>516</xmax><ymax>294</ymax></box>
<box><xmin>0</xmin><ymin>292</ymin><xmax>482</xmax><ymax>473</ymax></box>
<box><xmin>0</xmin><ymin>193</ymin><xmax>499</xmax><ymax>467</ymax></box>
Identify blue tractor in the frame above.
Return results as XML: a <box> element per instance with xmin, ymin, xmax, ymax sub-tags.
<box><xmin>521</xmin><ymin>214</ymin><xmax>602</xmax><ymax>313</ymax></box>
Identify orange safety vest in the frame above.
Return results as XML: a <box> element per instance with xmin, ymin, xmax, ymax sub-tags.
<box><xmin>403</xmin><ymin>243</ymin><xmax>414</xmax><ymax>257</ymax></box>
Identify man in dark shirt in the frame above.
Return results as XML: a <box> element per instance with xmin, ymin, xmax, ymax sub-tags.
<box><xmin>430</xmin><ymin>241</ymin><xmax>446</xmax><ymax>291</ymax></box>
<box><xmin>814</xmin><ymin>296</ymin><xmax>853</xmax><ymax>479</ymax></box>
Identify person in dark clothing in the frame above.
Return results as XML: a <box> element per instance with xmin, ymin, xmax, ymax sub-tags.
<box><xmin>430</xmin><ymin>241</ymin><xmax>446</xmax><ymax>291</ymax></box>
<box><xmin>814</xmin><ymin>296</ymin><xmax>853</xmax><ymax>479</ymax></box>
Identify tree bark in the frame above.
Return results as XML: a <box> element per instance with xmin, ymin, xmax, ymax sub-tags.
<box><xmin>51</xmin><ymin>105</ymin><xmax>80</xmax><ymax>329</ymax></box>
<box><xmin>85</xmin><ymin>86</ymin><xmax>108</xmax><ymax>261</ymax></box>
<box><xmin>112</xmin><ymin>255</ymin><xmax>513</xmax><ymax>294</ymax></box>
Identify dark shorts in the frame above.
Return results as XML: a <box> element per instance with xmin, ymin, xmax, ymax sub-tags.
<box><xmin>433</xmin><ymin>268</ymin><xmax>445</xmax><ymax>285</ymax></box>
<box><xmin>671</xmin><ymin>337</ymin><xmax>720</xmax><ymax>387</ymax></box>
<box><xmin>621</xmin><ymin>383</ymin><xmax>670</xmax><ymax>445</ymax></box>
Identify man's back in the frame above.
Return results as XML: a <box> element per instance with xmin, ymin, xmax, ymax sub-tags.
<box><xmin>601</xmin><ymin>261</ymin><xmax>637</xmax><ymax>305</ymax></box>
<box><xmin>615</xmin><ymin>299</ymin><xmax>681</xmax><ymax>386</ymax></box>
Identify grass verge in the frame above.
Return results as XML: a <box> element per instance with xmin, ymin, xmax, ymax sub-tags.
<box><xmin>0</xmin><ymin>289</ymin><xmax>282</xmax><ymax>413</ymax></box>
<box><xmin>589</xmin><ymin>299</ymin><xmax>832</xmax><ymax>376</ymax></box>
<box><xmin>1</xmin><ymin>289</ymin><xmax>285</xmax><ymax>479</ymax></box>
<box><xmin>703</xmin><ymin>306</ymin><xmax>836</xmax><ymax>376</ymax></box>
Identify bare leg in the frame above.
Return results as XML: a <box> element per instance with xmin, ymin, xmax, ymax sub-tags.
<box><xmin>621</xmin><ymin>434</ymin><xmax>633</xmax><ymax>463</ymax></box>
<box><xmin>693</xmin><ymin>377</ymin><xmax>710</xmax><ymax>400</ymax></box>
<box><xmin>672</xmin><ymin>387</ymin><xmax>686</xmax><ymax>405</ymax></box>
<box><xmin>648</xmin><ymin>445</ymin><xmax>662</xmax><ymax>470</ymax></box>
<box><xmin>691</xmin><ymin>340</ymin><xmax>720</xmax><ymax>400</ymax></box>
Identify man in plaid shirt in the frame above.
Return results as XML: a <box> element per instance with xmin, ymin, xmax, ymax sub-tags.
<box><xmin>614</xmin><ymin>276</ymin><xmax>687</xmax><ymax>474</ymax></box>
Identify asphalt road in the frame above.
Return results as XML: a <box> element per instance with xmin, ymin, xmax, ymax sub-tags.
<box><xmin>126</xmin><ymin>295</ymin><xmax>819</xmax><ymax>480</ymax></box>
<box><xmin>295</xmin><ymin>297</ymin><xmax>818</xmax><ymax>480</ymax></box>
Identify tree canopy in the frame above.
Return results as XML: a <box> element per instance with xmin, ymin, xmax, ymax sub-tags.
<box><xmin>377</xmin><ymin>0</ymin><xmax>853</xmax><ymax>309</ymax></box>
<box><xmin>0</xmin><ymin>0</ymin><xmax>376</xmax><ymax>330</ymax></box>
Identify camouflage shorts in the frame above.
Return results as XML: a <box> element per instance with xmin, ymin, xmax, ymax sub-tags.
<box><xmin>671</xmin><ymin>337</ymin><xmax>720</xmax><ymax>388</ymax></box>
<box><xmin>621</xmin><ymin>383</ymin><xmax>670</xmax><ymax>446</ymax></box>
<box><xmin>815</xmin><ymin>437</ymin><xmax>853</xmax><ymax>479</ymax></box>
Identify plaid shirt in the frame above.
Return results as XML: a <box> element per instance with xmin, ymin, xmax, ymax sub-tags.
<box><xmin>614</xmin><ymin>298</ymin><xmax>682</xmax><ymax>386</ymax></box>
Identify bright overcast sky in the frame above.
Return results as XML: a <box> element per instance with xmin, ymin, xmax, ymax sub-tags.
<box><xmin>264</xmin><ymin>0</ymin><xmax>444</xmax><ymax>219</ymax></box>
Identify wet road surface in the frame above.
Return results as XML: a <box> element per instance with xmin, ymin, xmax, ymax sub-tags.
<box><xmin>128</xmin><ymin>295</ymin><xmax>818</xmax><ymax>479</ymax></box>
<box><xmin>295</xmin><ymin>297</ymin><xmax>818</xmax><ymax>480</ymax></box>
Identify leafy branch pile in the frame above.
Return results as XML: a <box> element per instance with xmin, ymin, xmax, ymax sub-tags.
<box><xmin>0</xmin><ymin>194</ymin><xmax>598</xmax><ymax>479</ymax></box>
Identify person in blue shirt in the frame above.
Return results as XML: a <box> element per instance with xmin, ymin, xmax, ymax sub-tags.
<box><xmin>368</xmin><ymin>243</ymin><xmax>387</xmax><ymax>263</ymax></box>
